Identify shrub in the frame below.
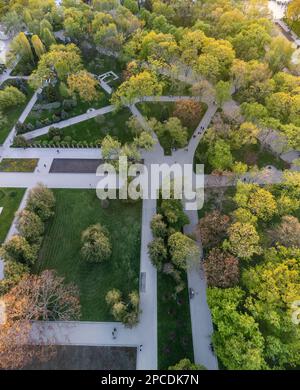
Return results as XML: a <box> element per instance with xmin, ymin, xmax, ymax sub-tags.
<box><xmin>26</xmin><ymin>184</ymin><xmax>55</xmax><ymax>221</ymax></box>
<box><xmin>81</xmin><ymin>224</ymin><xmax>112</xmax><ymax>263</ymax></box>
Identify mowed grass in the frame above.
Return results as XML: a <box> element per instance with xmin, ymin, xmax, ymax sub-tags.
<box><xmin>0</xmin><ymin>188</ymin><xmax>26</xmax><ymax>243</ymax></box>
<box><xmin>157</xmin><ymin>273</ymin><xmax>194</xmax><ymax>369</ymax></box>
<box><xmin>34</xmin><ymin>190</ymin><xmax>142</xmax><ymax>321</ymax></box>
<box><xmin>0</xmin><ymin>158</ymin><xmax>38</xmax><ymax>172</ymax></box>
<box><xmin>34</xmin><ymin>108</ymin><xmax>133</xmax><ymax>144</ymax></box>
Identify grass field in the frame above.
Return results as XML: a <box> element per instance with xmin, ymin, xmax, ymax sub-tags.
<box><xmin>24</xmin><ymin>89</ymin><xmax>110</xmax><ymax>131</ymax></box>
<box><xmin>0</xmin><ymin>81</ymin><xmax>34</xmax><ymax>145</ymax></box>
<box><xmin>194</xmin><ymin>140</ymin><xmax>289</xmax><ymax>174</ymax></box>
<box><xmin>137</xmin><ymin>101</ymin><xmax>207</xmax><ymax>155</ymax></box>
<box><xmin>157</xmin><ymin>273</ymin><xmax>194</xmax><ymax>369</ymax></box>
<box><xmin>33</xmin><ymin>108</ymin><xmax>133</xmax><ymax>145</ymax></box>
<box><xmin>34</xmin><ymin>190</ymin><xmax>142</xmax><ymax>321</ymax></box>
<box><xmin>0</xmin><ymin>188</ymin><xmax>26</xmax><ymax>243</ymax></box>
<box><xmin>0</xmin><ymin>159</ymin><xmax>38</xmax><ymax>172</ymax></box>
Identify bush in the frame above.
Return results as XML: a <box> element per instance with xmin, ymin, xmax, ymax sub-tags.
<box><xmin>81</xmin><ymin>224</ymin><xmax>112</xmax><ymax>263</ymax></box>
<box><xmin>26</xmin><ymin>184</ymin><xmax>55</xmax><ymax>221</ymax></box>
<box><xmin>13</xmin><ymin>135</ymin><xmax>29</xmax><ymax>148</ymax></box>
<box><xmin>0</xmin><ymin>261</ymin><xmax>29</xmax><ymax>295</ymax></box>
<box><xmin>16</xmin><ymin>210</ymin><xmax>44</xmax><ymax>244</ymax></box>
<box><xmin>0</xmin><ymin>235</ymin><xmax>39</xmax><ymax>267</ymax></box>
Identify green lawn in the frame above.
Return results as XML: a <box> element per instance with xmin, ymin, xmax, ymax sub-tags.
<box><xmin>0</xmin><ymin>159</ymin><xmax>38</xmax><ymax>172</ymax></box>
<box><xmin>194</xmin><ymin>141</ymin><xmax>289</xmax><ymax>174</ymax></box>
<box><xmin>24</xmin><ymin>88</ymin><xmax>110</xmax><ymax>131</ymax></box>
<box><xmin>0</xmin><ymin>188</ymin><xmax>26</xmax><ymax>244</ymax></box>
<box><xmin>33</xmin><ymin>107</ymin><xmax>134</xmax><ymax>145</ymax></box>
<box><xmin>34</xmin><ymin>190</ymin><xmax>142</xmax><ymax>321</ymax></box>
<box><xmin>0</xmin><ymin>81</ymin><xmax>34</xmax><ymax>144</ymax></box>
<box><xmin>137</xmin><ymin>101</ymin><xmax>207</xmax><ymax>155</ymax></box>
<box><xmin>157</xmin><ymin>273</ymin><xmax>194</xmax><ymax>369</ymax></box>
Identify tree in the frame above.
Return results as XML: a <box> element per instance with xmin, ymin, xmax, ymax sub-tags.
<box><xmin>168</xmin><ymin>232</ymin><xmax>199</xmax><ymax>270</ymax></box>
<box><xmin>242</xmin><ymin>259</ymin><xmax>300</xmax><ymax>368</ymax></box>
<box><xmin>106</xmin><ymin>289</ymin><xmax>140</xmax><ymax>327</ymax></box>
<box><xmin>0</xmin><ymin>270</ymin><xmax>80</xmax><ymax>369</ymax></box>
<box><xmin>265</xmin><ymin>36</ymin><xmax>293</xmax><ymax>73</ymax></box>
<box><xmin>81</xmin><ymin>224</ymin><xmax>112</xmax><ymax>263</ymax></box>
<box><xmin>133</xmin><ymin>131</ymin><xmax>156</xmax><ymax>151</ymax></box>
<box><xmin>101</xmin><ymin>135</ymin><xmax>121</xmax><ymax>160</ymax></box>
<box><xmin>155</xmin><ymin>117</ymin><xmax>188</xmax><ymax>149</ymax></box>
<box><xmin>287</xmin><ymin>0</ymin><xmax>300</xmax><ymax>23</ymax></box>
<box><xmin>0</xmin><ymin>235</ymin><xmax>38</xmax><ymax>267</ymax></box>
<box><xmin>0</xmin><ymin>261</ymin><xmax>29</xmax><ymax>295</ymax></box>
<box><xmin>148</xmin><ymin>238</ymin><xmax>168</xmax><ymax>271</ymax></box>
<box><xmin>204</xmin><ymin>248</ymin><xmax>239</xmax><ymax>288</ymax></box>
<box><xmin>29</xmin><ymin>44</ymin><xmax>83</xmax><ymax>88</ymax></box>
<box><xmin>9</xmin><ymin>32</ymin><xmax>33</xmax><ymax>64</ymax></box>
<box><xmin>240</xmin><ymin>102</ymin><xmax>268</xmax><ymax>123</ymax></box>
<box><xmin>173</xmin><ymin>99</ymin><xmax>205</xmax><ymax>129</ymax></box>
<box><xmin>269</xmin><ymin>216</ymin><xmax>300</xmax><ymax>248</ymax></box>
<box><xmin>226</xmin><ymin>222</ymin><xmax>261</xmax><ymax>260</ymax></box>
<box><xmin>248</xmin><ymin>188</ymin><xmax>277</xmax><ymax>221</ymax></box>
<box><xmin>1</xmin><ymin>11</ymin><xmax>23</xmax><ymax>36</ymax></box>
<box><xmin>67</xmin><ymin>71</ymin><xmax>99</xmax><ymax>102</ymax></box>
<box><xmin>169</xmin><ymin>358</ymin><xmax>206</xmax><ymax>370</ymax></box>
<box><xmin>197</xmin><ymin>210</ymin><xmax>230</xmax><ymax>249</ymax></box>
<box><xmin>31</xmin><ymin>34</ymin><xmax>46</xmax><ymax>59</ymax></box>
<box><xmin>16</xmin><ymin>210</ymin><xmax>44</xmax><ymax>244</ymax></box>
<box><xmin>215</xmin><ymin>80</ymin><xmax>231</xmax><ymax>107</ymax></box>
<box><xmin>150</xmin><ymin>214</ymin><xmax>168</xmax><ymax>238</ymax></box>
<box><xmin>234</xmin><ymin>182</ymin><xmax>277</xmax><ymax>221</ymax></box>
<box><xmin>92</xmin><ymin>13</ymin><xmax>124</xmax><ymax>51</ymax></box>
<box><xmin>160</xmin><ymin>199</ymin><xmax>189</xmax><ymax>231</ymax></box>
<box><xmin>40</xmin><ymin>27</ymin><xmax>56</xmax><ymax>48</ymax></box>
<box><xmin>0</xmin><ymin>86</ymin><xmax>26</xmax><ymax>110</ymax></box>
<box><xmin>207</xmin><ymin>287</ymin><xmax>267</xmax><ymax>370</ymax></box>
<box><xmin>111</xmin><ymin>71</ymin><xmax>163</xmax><ymax>106</ymax></box>
<box><xmin>229</xmin><ymin>122</ymin><xmax>259</xmax><ymax>149</ymax></box>
<box><xmin>26</xmin><ymin>184</ymin><xmax>55</xmax><ymax>221</ymax></box>
<box><xmin>4</xmin><ymin>270</ymin><xmax>80</xmax><ymax>322</ymax></box>
<box><xmin>231</xmin><ymin>23</ymin><xmax>271</xmax><ymax>61</ymax></box>
<box><xmin>207</xmin><ymin>139</ymin><xmax>233</xmax><ymax>171</ymax></box>
<box><xmin>266</xmin><ymin>92</ymin><xmax>292</xmax><ymax>123</ymax></box>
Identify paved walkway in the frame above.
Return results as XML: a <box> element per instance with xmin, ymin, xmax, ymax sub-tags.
<box><xmin>23</xmin><ymin>105</ymin><xmax>115</xmax><ymax>140</ymax></box>
<box><xmin>184</xmin><ymin>209</ymin><xmax>218</xmax><ymax>370</ymax></box>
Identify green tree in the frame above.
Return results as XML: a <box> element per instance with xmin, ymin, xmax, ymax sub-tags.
<box><xmin>168</xmin><ymin>232</ymin><xmax>199</xmax><ymax>270</ymax></box>
<box><xmin>16</xmin><ymin>210</ymin><xmax>44</xmax><ymax>244</ymax></box>
<box><xmin>40</xmin><ymin>27</ymin><xmax>56</xmax><ymax>48</ymax></box>
<box><xmin>81</xmin><ymin>224</ymin><xmax>112</xmax><ymax>263</ymax></box>
<box><xmin>148</xmin><ymin>238</ymin><xmax>168</xmax><ymax>271</ymax></box>
<box><xmin>26</xmin><ymin>184</ymin><xmax>55</xmax><ymax>221</ymax></box>
<box><xmin>215</xmin><ymin>80</ymin><xmax>231</xmax><ymax>107</ymax></box>
<box><xmin>0</xmin><ymin>235</ymin><xmax>38</xmax><ymax>267</ymax></box>
<box><xmin>111</xmin><ymin>71</ymin><xmax>163</xmax><ymax>106</ymax></box>
<box><xmin>31</xmin><ymin>34</ymin><xmax>46</xmax><ymax>59</ymax></box>
<box><xmin>101</xmin><ymin>135</ymin><xmax>121</xmax><ymax>160</ymax></box>
<box><xmin>226</xmin><ymin>222</ymin><xmax>261</xmax><ymax>260</ymax></box>
<box><xmin>0</xmin><ymin>86</ymin><xmax>26</xmax><ymax>110</ymax></box>
<box><xmin>169</xmin><ymin>358</ymin><xmax>206</xmax><ymax>370</ymax></box>
<box><xmin>150</xmin><ymin>214</ymin><xmax>168</xmax><ymax>238</ymax></box>
<box><xmin>160</xmin><ymin>199</ymin><xmax>189</xmax><ymax>231</ymax></box>
<box><xmin>207</xmin><ymin>139</ymin><xmax>233</xmax><ymax>171</ymax></box>
<box><xmin>207</xmin><ymin>287</ymin><xmax>267</xmax><ymax>370</ymax></box>
<box><xmin>10</xmin><ymin>32</ymin><xmax>33</xmax><ymax>64</ymax></box>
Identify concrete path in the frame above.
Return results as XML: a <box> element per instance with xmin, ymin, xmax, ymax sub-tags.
<box><xmin>184</xmin><ymin>209</ymin><xmax>218</xmax><ymax>370</ymax></box>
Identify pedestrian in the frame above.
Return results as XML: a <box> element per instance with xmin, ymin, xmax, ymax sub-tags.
<box><xmin>44</xmin><ymin>164</ymin><xmax>46</xmax><ymax>168</ymax></box>
<box><xmin>139</xmin><ymin>344</ymin><xmax>143</xmax><ymax>352</ymax></box>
